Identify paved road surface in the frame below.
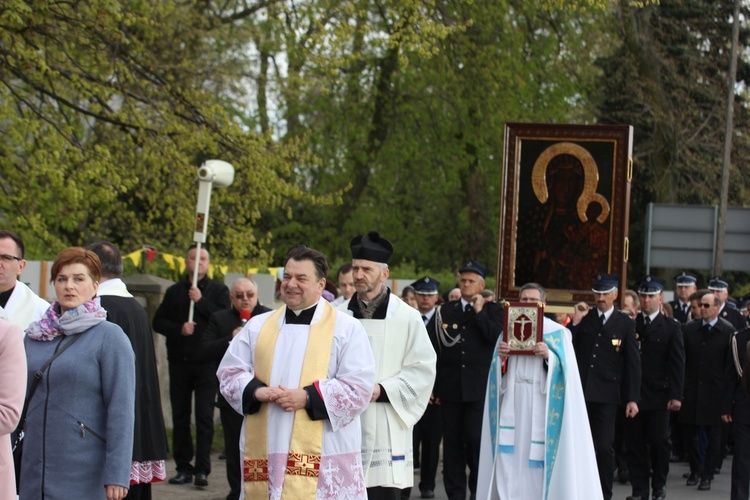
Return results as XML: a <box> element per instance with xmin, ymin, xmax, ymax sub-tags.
<box><xmin>153</xmin><ymin>453</ymin><xmax>733</xmax><ymax>499</ymax></box>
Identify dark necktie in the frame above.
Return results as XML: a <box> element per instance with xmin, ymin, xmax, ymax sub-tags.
<box><xmin>645</xmin><ymin>316</ymin><xmax>651</xmax><ymax>326</ymax></box>
<box><xmin>465</xmin><ymin>303</ymin><xmax>472</xmax><ymax>314</ymax></box>
<box><xmin>683</xmin><ymin>304</ymin><xmax>689</xmax><ymax>316</ymax></box>
<box><xmin>599</xmin><ymin>313</ymin><xmax>605</xmax><ymax>327</ymax></box>
<box><xmin>422</xmin><ymin>315</ymin><xmax>428</xmax><ymax>324</ymax></box>
<box><xmin>701</xmin><ymin>323</ymin><xmax>711</xmax><ymax>334</ymax></box>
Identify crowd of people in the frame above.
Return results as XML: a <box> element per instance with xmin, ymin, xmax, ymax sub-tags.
<box><xmin>1</xmin><ymin>227</ymin><xmax>749</xmax><ymax>500</ymax></box>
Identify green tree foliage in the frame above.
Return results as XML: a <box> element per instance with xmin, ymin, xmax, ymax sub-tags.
<box><xmin>0</xmin><ymin>0</ymin><xmax>320</xmax><ymax>264</ymax></box>
<box><xmin>0</xmin><ymin>0</ymin><xmax>623</xmax><ymax>277</ymax></box>
<box><xmin>254</xmin><ymin>0</ymin><xmax>613</xmax><ymax>271</ymax></box>
<box><xmin>594</xmin><ymin>0</ymin><xmax>750</xmax><ymax>281</ymax></box>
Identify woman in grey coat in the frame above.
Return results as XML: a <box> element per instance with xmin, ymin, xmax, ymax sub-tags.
<box><xmin>20</xmin><ymin>247</ymin><xmax>135</xmax><ymax>500</ymax></box>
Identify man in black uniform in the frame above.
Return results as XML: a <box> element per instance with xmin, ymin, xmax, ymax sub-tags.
<box><xmin>153</xmin><ymin>245</ymin><xmax>231</xmax><ymax>487</ymax></box>
<box><xmin>722</xmin><ymin>324</ymin><xmax>750</xmax><ymax>500</ymax></box>
<box><xmin>623</xmin><ymin>275</ymin><xmax>685</xmax><ymax>500</ymax></box>
<box><xmin>405</xmin><ymin>276</ymin><xmax>442</xmax><ymax>500</ymax></box>
<box><xmin>434</xmin><ymin>260</ymin><xmax>503</xmax><ymax>500</ymax></box>
<box><xmin>200</xmin><ymin>278</ymin><xmax>270</xmax><ymax>500</ymax></box>
<box><xmin>669</xmin><ymin>271</ymin><xmax>698</xmax><ymax>325</ymax></box>
<box><xmin>88</xmin><ymin>241</ymin><xmax>169</xmax><ymax>500</ymax></box>
<box><xmin>709</xmin><ymin>276</ymin><xmax>747</xmax><ymax>331</ymax></box>
<box><xmin>570</xmin><ymin>273</ymin><xmax>641</xmax><ymax>500</ymax></box>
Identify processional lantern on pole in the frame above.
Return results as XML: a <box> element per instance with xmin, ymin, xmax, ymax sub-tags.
<box><xmin>188</xmin><ymin>160</ymin><xmax>235</xmax><ymax>322</ymax></box>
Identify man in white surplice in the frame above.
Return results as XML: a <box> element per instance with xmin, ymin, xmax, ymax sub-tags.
<box><xmin>218</xmin><ymin>246</ymin><xmax>375</xmax><ymax>499</ymax></box>
<box><xmin>338</xmin><ymin>231</ymin><xmax>436</xmax><ymax>500</ymax></box>
<box><xmin>477</xmin><ymin>283</ymin><xmax>601</xmax><ymax>500</ymax></box>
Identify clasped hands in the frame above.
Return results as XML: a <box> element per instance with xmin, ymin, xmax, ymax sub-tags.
<box><xmin>255</xmin><ymin>385</ymin><xmax>307</xmax><ymax>412</ymax></box>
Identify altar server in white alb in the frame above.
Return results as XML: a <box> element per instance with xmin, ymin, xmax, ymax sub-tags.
<box><xmin>477</xmin><ymin>283</ymin><xmax>602</xmax><ymax>500</ymax></box>
<box><xmin>217</xmin><ymin>245</ymin><xmax>375</xmax><ymax>499</ymax></box>
<box><xmin>0</xmin><ymin>230</ymin><xmax>49</xmax><ymax>329</ymax></box>
<box><xmin>338</xmin><ymin>231</ymin><xmax>437</xmax><ymax>500</ymax></box>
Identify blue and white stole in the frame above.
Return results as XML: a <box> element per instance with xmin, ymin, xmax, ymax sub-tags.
<box><xmin>487</xmin><ymin>327</ymin><xmax>566</xmax><ymax>500</ymax></box>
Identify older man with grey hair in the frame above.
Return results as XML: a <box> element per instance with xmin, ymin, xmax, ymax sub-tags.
<box><xmin>201</xmin><ymin>277</ymin><xmax>270</xmax><ymax>500</ymax></box>
<box><xmin>339</xmin><ymin>231</ymin><xmax>436</xmax><ymax>500</ymax></box>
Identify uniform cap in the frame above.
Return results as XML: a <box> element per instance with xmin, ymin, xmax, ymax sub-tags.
<box><xmin>707</xmin><ymin>276</ymin><xmax>729</xmax><ymax>291</ymax></box>
<box><xmin>592</xmin><ymin>273</ymin><xmax>620</xmax><ymax>293</ymax></box>
<box><xmin>411</xmin><ymin>276</ymin><xmax>440</xmax><ymax>295</ymax></box>
<box><xmin>637</xmin><ymin>275</ymin><xmax>665</xmax><ymax>295</ymax></box>
<box><xmin>458</xmin><ymin>259</ymin><xmax>488</xmax><ymax>279</ymax></box>
<box><xmin>674</xmin><ymin>271</ymin><xmax>698</xmax><ymax>286</ymax></box>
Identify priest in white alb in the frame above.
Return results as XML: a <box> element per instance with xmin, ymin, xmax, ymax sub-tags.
<box><xmin>217</xmin><ymin>245</ymin><xmax>375</xmax><ymax>500</ymax></box>
<box><xmin>477</xmin><ymin>283</ymin><xmax>602</xmax><ymax>500</ymax></box>
<box><xmin>338</xmin><ymin>231</ymin><xmax>436</xmax><ymax>500</ymax></box>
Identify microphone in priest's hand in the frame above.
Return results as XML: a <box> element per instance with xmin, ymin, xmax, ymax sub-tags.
<box><xmin>240</xmin><ymin>309</ymin><xmax>252</xmax><ymax>326</ymax></box>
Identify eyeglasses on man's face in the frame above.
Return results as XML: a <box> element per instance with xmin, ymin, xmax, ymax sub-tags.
<box><xmin>234</xmin><ymin>292</ymin><xmax>256</xmax><ymax>299</ymax></box>
<box><xmin>700</xmin><ymin>303</ymin><xmax>713</xmax><ymax>308</ymax></box>
<box><xmin>0</xmin><ymin>254</ymin><xmax>21</xmax><ymax>263</ymax></box>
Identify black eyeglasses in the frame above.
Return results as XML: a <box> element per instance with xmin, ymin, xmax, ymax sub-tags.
<box><xmin>700</xmin><ymin>303</ymin><xmax>712</xmax><ymax>308</ymax></box>
<box><xmin>0</xmin><ymin>254</ymin><xmax>21</xmax><ymax>263</ymax></box>
<box><xmin>234</xmin><ymin>292</ymin><xmax>255</xmax><ymax>299</ymax></box>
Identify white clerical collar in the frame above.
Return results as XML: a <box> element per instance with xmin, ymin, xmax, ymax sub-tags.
<box><xmin>290</xmin><ymin>302</ymin><xmax>318</xmax><ymax>316</ymax></box>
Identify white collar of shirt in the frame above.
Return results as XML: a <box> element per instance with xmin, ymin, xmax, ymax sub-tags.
<box><xmin>460</xmin><ymin>298</ymin><xmax>472</xmax><ymax>310</ymax></box>
<box><xmin>599</xmin><ymin>306</ymin><xmax>615</xmax><ymax>324</ymax></box>
<box><xmin>644</xmin><ymin>310</ymin><xmax>659</xmax><ymax>322</ymax></box>
<box><xmin>702</xmin><ymin>318</ymin><xmax>718</xmax><ymax>328</ymax></box>
<box><xmin>421</xmin><ymin>308</ymin><xmax>436</xmax><ymax>323</ymax></box>
<box><xmin>291</xmin><ymin>302</ymin><xmax>318</xmax><ymax>316</ymax></box>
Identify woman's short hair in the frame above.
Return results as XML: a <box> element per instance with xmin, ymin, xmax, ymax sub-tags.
<box><xmin>50</xmin><ymin>247</ymin><xmax>102</xmax><ymax>283</ymax></box>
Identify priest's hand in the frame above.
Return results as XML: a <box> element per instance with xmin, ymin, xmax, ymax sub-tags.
<box><xmin>255</xmin><ymin>386</ymin><xmax>282</xmax><ymax>403</ymax></box>
<box><xmin>532</xmin><ymin>342</ymin><xmax>549</xmax><ymax>360</ymax></box>
<box><xmin>276</xmin><ymin>385</ymin><xmax>307</xmax><ymax>412</ymax></box>
<box><xmin>371</xmin><ymin>384</ymin><xmax>381</xmax><ymax>402</ymax></box>
<box><xmin>667</xmin><ymin>399</ymin><xmax>682</xmax><ymax>411</ymax></box>
<box><xmin>497</xmin><ymin>341</ymin><xmax>510</xmax><ymax>358</ymax></box>
<box><xmin>181</xmin><ymin>322</ymin><xmax>196</xmax><ymax>336</ymax></box>
<box><xmin>625</xmin><ymin>401</ymin><xmax>639</xmax><ymax>418</ymax></box>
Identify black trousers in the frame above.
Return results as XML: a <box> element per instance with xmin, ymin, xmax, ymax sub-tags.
<box><xmin>441</xmin><ymin>400</ymin><xmax>483</xmax><ymax>500</ymax></box>
<box><xmin>614</xmin><ymin>406</ymin><xmax>628</xmax><ymax>473</ymax></box>
<box><xmin>586</xmin><ymin>401</ymin><xmax>618</xmax><ymax>500</ymax></box>
<box><xmin>684</xmin><ymin>423</ymin><xmax>722</xmax><ymax>480</ymax></box>
<box><xmin>220</xmin><ymin>402</ymin><xmax>243</xmax><ymax>500</ymax></box>
<box><xmin>127</xmin><ymin>484</ymin><xmax>152</xmax><ymax>500</ymax></box>
<box><xmin>367</xmin><ymin>486</ymin><xmax>401</xmax><ymax>500</ymax></box>
<box><xmin>731</xmin><ymin>421</ymin><xmax>750</xmax><ymax>500</ymax></box>
<box><xmin>169</xmin><ymin>360</ymin><xmax>217</xmax><ymax>475</ymax></box>
<box><xmin>623</xmin><ymin>408</ymin><xmax>671</xmax><ymax>497</ymax></box>
<box><xmin>670</xmin><ymin>411</ymin><xmax>685</xmax><ymax>459</ymax></box>
<box><xmin>403</xmin><ymin>403</ymin><xmax>443</xmax><ymax>497</ymax></box>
